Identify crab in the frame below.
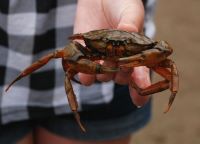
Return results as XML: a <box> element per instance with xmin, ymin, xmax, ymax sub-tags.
<box><xmin>5</xmin><ymin>29</ymin><xmax>179</xmax><ymax>132</ymax></box>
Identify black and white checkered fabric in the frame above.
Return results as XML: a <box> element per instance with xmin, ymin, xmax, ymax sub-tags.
<box><xmin>0</xmin><ymin>0</ymin><xmax>156</xmax><ymax>124</ymax></box>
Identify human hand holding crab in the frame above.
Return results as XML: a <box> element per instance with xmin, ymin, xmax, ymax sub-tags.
<box><xmin>75</xmin><ymin>0</ymin><xmax>151</xmax><ymax>107</ymax></box>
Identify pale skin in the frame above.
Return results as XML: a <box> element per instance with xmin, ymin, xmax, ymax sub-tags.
<box><xmin>17</xmin><ymin>0</ymin><xmax>151</xmax><ymax>144</ymax></box>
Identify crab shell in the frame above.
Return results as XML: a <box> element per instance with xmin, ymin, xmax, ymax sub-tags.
<box><xmin>69</xmin><ymin>29</ymin><xmax>157</xmax><ymax>57</ymax></box>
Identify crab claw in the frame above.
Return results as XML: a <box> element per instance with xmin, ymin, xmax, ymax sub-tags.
<box><xmin>164</xmin><ymin>92</ymin><xmax>176</xmax><ymax>113</ymax></box>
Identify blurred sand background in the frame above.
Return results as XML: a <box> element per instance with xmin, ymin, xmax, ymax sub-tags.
<box><xmin>131</xmin><ymin>0</ymin><xmax>200</xmax><ymax>143</ymax></box>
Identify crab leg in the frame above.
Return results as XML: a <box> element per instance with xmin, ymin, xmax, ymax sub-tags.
<box><xmin>62</xmin><ymin>59</ymin><xmax>119</xmax><ymax>132</ymax></box>
<box><xmin>5</xmin><ymin>50</ymin><xmax>64</xmax><ymax>92</ymax></box>
<box><xmin>118</xmin><ymin>50</ymin><xmax>171</xmax><ymax>97</ymax></box>
<box><xmin>118</xmin><ymin>48</ymin><xmax>163</xmax><ymax>67</ymax></box>
<box><xmin>64</xmin><ymin>72</ymin><xmax>86</xmax><ymax>132</ymax></box>
<box><xmin>154</xmin><ymin>59</ymin><xmax>179</xmax><ymax>113</ymax></box>
<box><xmin>129</xmin><ymin>59</ymin><xmax>178</xmax><ymax>113</ymax></box>
<box><xmin>153</xmin><ymin>67</ymin><xmax>171</xmax><ymax>81</ymax></box>
<box><xmin>118</xmin><ymin>55</ymin><xmax>143</xmax><ymax>67</ymax></box>
<box><xmin>130</xmin><ymin>79</ymin><xmax>170</xmax><ymax>97</ymax></box>
<box><xmin>63</xmin><ymin>58</ymin><xmax>119</xmax><ymax>76</ymax></box>
<box><xmin>129</xmin><ymin>74</ymin><xmax>171</xmax><ymax>113</ymax></box>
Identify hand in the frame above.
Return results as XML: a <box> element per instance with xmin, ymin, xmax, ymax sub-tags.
<box><xmin>74</xmin><ymin>0</ymin><xmax>151</xmax><ymax>107</ymax></box>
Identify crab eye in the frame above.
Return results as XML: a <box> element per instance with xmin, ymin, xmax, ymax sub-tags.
<box><xmin>103</xmin><ymin>38</ymin><xmax>109</xmax><ymax>42</ymax></box>
<box><xmin>125</xmin><ymin>39</ymin><xmax>131</xmax><ymax>44</ymax></box>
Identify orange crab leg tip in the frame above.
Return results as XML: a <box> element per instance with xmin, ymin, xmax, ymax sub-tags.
<box><xmin>80</xmin><ymin>125</ymin><xmax>86</xmax><ymax>133</ymax></box>
<box><xmin>5</xmin><ymin>86</ymin><xmax>10</xmax><ymax>92</ymax></box>
<box><xmin>5</xmin><ymin>81</ymin><xmax>17</xmax><ymax>92</ymax></box>
<box><xmin>5</xmin><ymin>83</ymin><xmax>12</xmax><ymax>92</ymax></box>
<box><xmin>163</xmin><ymin>106</ymin><xmax>170</xmax><ymax>114</ymax></box>
<box><xmin>78</xmin><ymin>121</ymin><xmax>86</xmax><ymax>133</ymax></box>
<box><xmin>74</xmin><ymin>112</ymin><xmax>86</xmax><ymax>133</ymax></box>
<box><xmin>4</xmin><ymin>75</ymin><xmax>22</xmax><ymax>92</ymax></box>
<box><xmin>163</xmin><ymin>92</ymin><xmax>176</xmax><ymax>113</ymax></box>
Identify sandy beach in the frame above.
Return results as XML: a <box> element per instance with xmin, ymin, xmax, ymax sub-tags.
<box><xmin>131</xmin><ymin>0</ymin><xmax>200</xmax><ymax>143</ymax></box>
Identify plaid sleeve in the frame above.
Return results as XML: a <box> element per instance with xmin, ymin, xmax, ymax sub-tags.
<box><xmin>0</xmin><ymin>0</ymin><xmax>155</xmax><ymax>124</ymax></box>
<box><xmin>0</xmin><ymin>0</ymin><xmax>78</xmax><ymax>124</ymax></box>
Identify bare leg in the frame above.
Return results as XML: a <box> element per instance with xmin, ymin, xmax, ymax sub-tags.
<box><xmin>35</xmin><ymin>127</ymin><xmax>131</xmax><ymax>144</ymax></box>
<box><xmin>16</xmin><ymin>132</ymin><xmax>33</xmax><ymax>144</ymax></box>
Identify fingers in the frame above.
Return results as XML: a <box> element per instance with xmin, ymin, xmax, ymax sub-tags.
<box><xmin>96</xmin><ymin>60</ymin><xmax>116</xmax><ymax>82</ymax></box>
<box><xmin>74</xmin><ymin>0</ymin><xmax>109</xmax><ymax>34</ymax></box>
<box><xmin>75</xmin><ymin>0</ymin><xmax>146</xmax><ymax>87</ymax></box>
<box><xmin>79</xmin><ymin>65</ymin><xmax>152</xmax><ymax>108</ymax></box>
<box><xmin>102</xmin><ymin>0</ymin><xmax>144</xmax><ymax>32</ymax></box>
<box><xmin>78</xmin><ymin>73</ymin><xmax>95</xmax><ymax>86</ymax></box>
<box><xmin>79</xmin><ymin>60</ymin><xmax>117</xmax><ymax>85</ymax></box>
<box><xmin>103</xmin><ymin>0</ymin><xmax>147</xmax><ymax>106</ymax></box>
<box><xmin>129</xmin><ymin>66</ymin><xmax>151</xmax><ymax>107</ymax></box>
<box><xmin>114</xmin><ymin>67</ymin><xmax>132</xmax><ymax>85</ymax></box>
<box><xmin>78</xmin><ymin>60</ymin><xmax>132</xmax><ymax>85</ymax></box>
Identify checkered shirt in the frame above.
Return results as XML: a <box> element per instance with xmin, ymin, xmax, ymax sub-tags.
<box><xmin>0</xmin><ymin>0</ymin><xmax>156</xmax><ymax>124</ymax></box>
